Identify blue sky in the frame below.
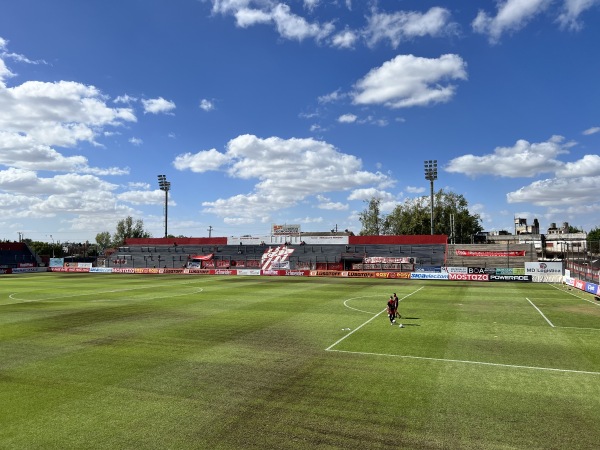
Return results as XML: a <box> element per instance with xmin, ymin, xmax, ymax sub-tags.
<box><xmin>1</xmin><ymin>0</ymin><xmax>599</xmax><ymax>244</ymax></box>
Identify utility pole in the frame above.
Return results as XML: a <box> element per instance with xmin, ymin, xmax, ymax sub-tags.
<box><xmin>207</xmin><ymin>226</ymin><xmax>213</xmax><ymax>238</ymax></box>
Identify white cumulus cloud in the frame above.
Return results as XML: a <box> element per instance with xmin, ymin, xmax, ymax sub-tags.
<box><xmin>353</xmin><ymin>54</ymin><xmax>467</xmax><ymax>108</ymax></box>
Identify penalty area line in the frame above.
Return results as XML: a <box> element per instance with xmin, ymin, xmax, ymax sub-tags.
<box><xmin>527</xmin><ymin>297</ymin><xmax>555</xmax><ymax>328</ymax></box>
<box><xmin>326</xmin><ymin>349</ymin><xmax>600</xmax><ymax>376</ymax></box>
<box><xmin>325</xmin><ymin>309</ymin><xmax>386</xmax><ymax>351</ymax></box>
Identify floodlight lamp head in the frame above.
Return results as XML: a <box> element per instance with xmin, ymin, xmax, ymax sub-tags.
<box><xmin>424</xmin><ymin>160</ymin><xmax>438</xmax><ymax>181</ymax></box>
<box><xmin>157</xmin><ymin>174</ymin><xmax>170</xmax><ymax>192</ymax></box>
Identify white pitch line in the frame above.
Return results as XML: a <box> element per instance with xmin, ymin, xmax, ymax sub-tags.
<box><xmin>342</xmin><ymin>295</ymin><xmax>384</xmax><ymax>314</ymax></box>
<box><xmin>326</xmin><ymin>309</ymin><xmax>386</xmax><ymax>351</ymax></box>
<box><xmin>326</xmin><ymin>349</ymin><xmax>600</xmax><ymax>376</ymax></box>
<box><xmin>328</xmin><ymin>287</ymin><xmax>424</xmax><ymax>351</ymax></box>
<box><xmin>4</xmin><ymin>282</ymin><xmax>205</xmax><ymax>306</ymax></box>
<box><xmin>548</xmin><ymin>283</ymin><xmax>600</xmax><ymax>307</ymax></box>
<box><xmin>527</xmin><ymin>297</ymin><xmax>555</xmax><ymax>328</ymax></box>
<box><xmin>558</xmin><ymin>326</ymin><xmax>600</xmax><ymax>331</ymax></box>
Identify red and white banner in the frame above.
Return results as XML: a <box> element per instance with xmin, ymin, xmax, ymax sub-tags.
<box><xmin>190</xmin><ymin>254</ymin><xmax>214</xmax><ymax>261</ymax></box>
<box><xmin>456</xmin><ymin>249</ymin><xmax>525</xmax><ymax>257</ymax></box>
<box><xmin>261</xmin><ymin>246</ymin><xmax>294</xmax><ymax>270</ymax></box>
<box><xmin>363</xmin><ymin>256</ymin><xmax>414</xmax><ymax>264</ymax></box>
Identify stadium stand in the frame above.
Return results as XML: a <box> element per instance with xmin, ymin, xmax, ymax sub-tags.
<box><xmin>103</xmin><ymin>236</ymin><xmax>534</xmax><ymax>271</ymax></box>
<box><xmin>0</xmin><ymin>242</ymin><xmax>40</xmax><ymax>268</ymax></box>
<box><xmin>102</xmin><ymin>239</ymin><xmax>448</xmax><ymax>271</ymax></box>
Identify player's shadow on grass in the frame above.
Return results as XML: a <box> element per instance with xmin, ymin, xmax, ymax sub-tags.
<box><xmin>401</xmin><ymin>323</ymin><xmax>420</xmax><ymax>327</ymax></box>
<box><xmin>401</xmin><ymin>317</ymin><xmax>419</xmax><ymax>320</ymax></box>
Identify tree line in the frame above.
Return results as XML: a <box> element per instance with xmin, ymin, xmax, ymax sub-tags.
<box><xmin>94</xmin><ymin>216</ymin><xmax>152</xmax><ymax>251</ymax></box>
<box><xmin>358</xmin><ymin>189</ymin><xmax>484</xmax><ymax>243</ymax></box>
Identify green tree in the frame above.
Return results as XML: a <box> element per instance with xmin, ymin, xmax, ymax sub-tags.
<box><xmin>358</xmin><ymin>198</ymin><xmax>384</xmax><ymax>235</ymax></box>
<box><xmin>383</xmin><ymin>197</ymin><xmax>430</xmax><ymax>235</ymax></box>
<box><xmin>359</xmin><ymin>189</ymin><xmax>483</xmax><ymax>241</ymax></box>
<box><xmin>95</xmin><ymin>231</ymin><xmax>112</xmax><ymax>250</ymax></box>
<box><xmin>26</xmin><ymin>240</ymin><xmax>64</xmax><ymax>257</ymax></box>
<box><xmin>112</xmin><ymin>216</ymin><xmax>151</xmax><ymax>246</ymax></box>
<box><xmin>431</xmin><ymin>190</ymin><xmax>483</xmax><ymax>242</ymax></box>
<box><xmin>587</xmin><ymin>227</ymin><xmax>600</xmax><ymax>255</ymax></box>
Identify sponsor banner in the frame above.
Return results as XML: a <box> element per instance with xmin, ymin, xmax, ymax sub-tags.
<box><xmin>574</xmin><ymin>279</ymin><xmax>586</xmax><ymax>290</ymax></box>
<box><xmin>456</xmin><ymin>249</ymin><xmax>526</xmax><ymax>257</ymax></box>
<box><xmin>525</xmin><ymin>262</ymin><xmax>563</xmax><ymax>275</ymax></box>
<box><xmin>415</xmin><ymin>266</ymin><xmax>442</xmax><ymax>273</ymax></box>
<box><xmin>443</xmin><ymin>266</ymin><xmax>468</xmax><ymax>274</ymax></box>
<box><xmin>449</xmin><ymin>273</ymin><xmax>489</xmax><ymax>281</ymax></box>
<box><xmin>363</xmin><ymin>257</ymin><xmax>414</xmax><ymax>264</ymax></box>
<box><xmin>0</xmin><ymin>268</ymin><xmax>11</xmax><ymax>274</ymax></box>
<box><xmin>112</xmin><ymin>268</ymin><xmax>135</xmax><ymax>274</ymax></box>
<box><xmin>532</xmin><ymin>275</ymin><xmax>563</xmax><ymax>283</ymax></box>
<box><xmin>238</xmin><ymin>269</ymin><xmax>261</xmax><ymax>276</ymax></box>
<box><xmin>132</xmin><ymin>268</ymin><xmax>161</xmax><ymax>274</ymax></box>
<box><xmin>585</xmin><ymin>282</ymin><xmax>599</xmax><ymax>295</ymax></box>
<box><xmin>311</xmin><ymin>270</ymin><xmax>342</xmax><ymax>277</ymax></box>
<box><xmin>90</xmin><ymin>267</ymin><xmax>113</xmax><ymax>273</ymax></box>
<box><xmin>49</xmin><ymin>258</ymin><xmax>65</xmax><ymax>268</ymax></box>
<box><xmin>263</xmin><ymin>270</ymin><xmax>284</xmax><ymax>276</ymax></box>
<box><xmin>48</xmin><ymin>267</ymin><xmax>90</xmax><ymax>273</ymax></box>
<box><xmin>163</xmin><ymin>268</ymin><xmax>184</xmax><ymax>274</ymax></box>
<box><xmin>227</xmin><ymin>237</ymin><xmax>264</xmax><ymax>245</ymax></box>
<box><xmin>213</xmin><ymin>269</ymin><xmax>236</xmax><ymax>275</ymax></box>
<box><xmin>272</xmin><ymin>223</ymin><xmax>301</xmax><ymax>235</ymax></box>
<box><xmin>271</xmin><ymin>261</ymin><xmax>290</xmax><ymax>269</ymax></box>
<box><xmin>183</xmin><ymin>269</ymin><xmax>211</xmax><ymax>275</ymax></box>
<box><xmin>411</xmin><ymin>273</ymin><xmax>449</xmax><ymax>280</ymax></box>
<box><xmin>285</xmin><ymin>270</ymin><xmax>307</xmax><ymax>276</ymax></box>
<box><xmin>564</xmin><ymin>277</ymin><xmax>574</xmax><ymax>286</ymax></box>
<box><xmin>374</xmin><ymin>272</ymin><xmax>411</xmax><ymax>279</ymax></box>
<box><xmin>496</xmin><ymin>268</ymin><xmax>526</xmax><ymax>275</ymax></box>
<box><xmin>343</xmin><ymin>271</ymin><xmax>373</xmax><ymax>278</ymax></box>
<box><xmin>468</xmin><ymin>267</ymin><xmax>496</xmax><ymax>275</ymax></box>
<box><xmin>303</xmin><ymin>235</ymin><xmax>349</xmax><ymax>244</ymax></box>
<box><xmin>489</xmin><ymin>275</ymin><xmax>532</xmax><ymax>282</ymax></box>
<box><xmin>18</xmin><ymin>263</ymin><xmax>34</xmax><ymax>268</ymax></box>
<box><xmin>64</xmin><ymin>262</ymin><xmax>93</xmax><ymax>269</ymax></box>
<box><xmin>358</xmin><ymin>263</ymin><xmax>409</xmax><ymax>270</ymax></box>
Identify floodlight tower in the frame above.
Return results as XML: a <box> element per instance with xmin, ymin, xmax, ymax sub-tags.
<box><xmin>157</xmin><ymin>175</ymin><xmax>171</xmax><ymax>238</ymax></box>
<box><xmin>424</xmin><ymin>160</ymin><xmax>438</xmax><ymax>235</ymax></box>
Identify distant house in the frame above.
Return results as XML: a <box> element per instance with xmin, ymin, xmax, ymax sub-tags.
<box><xmin>515</xmin><ymin>217</ymin><xmax>540</xmax><ymax>235</ymax></box>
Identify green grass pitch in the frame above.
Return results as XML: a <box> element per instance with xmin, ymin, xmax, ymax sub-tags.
<box><xmin>1</xmin><ymin>273</ymin><xmax>600</xmax><ymax>449</ymax></box>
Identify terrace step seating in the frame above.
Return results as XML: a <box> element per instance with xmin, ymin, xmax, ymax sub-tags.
<box><xmin>104</xmin><ymin>243</ymin><xmax>447</xmax><ymax>270</ymax></box>
<box><xmin>352</xmin><ymin>244</ymin><xmax>446</xmax><ymax>267</ymax></box>
<box><xmin>109</xmin><ymin>245</ymin><xmax>194</xmax><ymax>268</ymax></box>
<box><xmin>446</xmin><ymin>243</ymin><xmax>537</xmax><ymax>268</ymax></box>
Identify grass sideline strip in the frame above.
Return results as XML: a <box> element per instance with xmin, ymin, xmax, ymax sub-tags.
<box><xmin>1</xmin><ymin>274</ymin><xmax>600</xmax><ymax>449</ymax></box>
